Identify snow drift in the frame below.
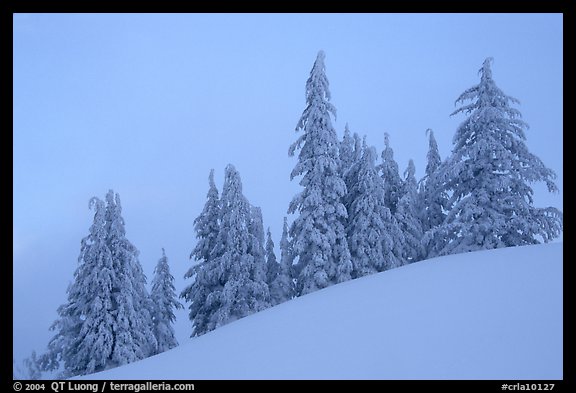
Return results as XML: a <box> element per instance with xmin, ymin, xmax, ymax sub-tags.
<box><xmin>85</xmin><ymin>243</ymin><xmax>562</xmax><ymax>380</ymax></box>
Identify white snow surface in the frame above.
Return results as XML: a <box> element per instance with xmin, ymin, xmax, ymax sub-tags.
<box><xmin>84</xmin><ymin>243</ymin><xmax>562</xmax><ymax>380</ymax></box>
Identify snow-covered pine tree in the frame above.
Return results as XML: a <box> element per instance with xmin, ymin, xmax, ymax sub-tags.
<box><xmin>341</xmin><ymin>127</ymin><xmax>364</xmax><ymax>229</ymax></box>
<box><xmin>419</xmin><ymin>129</ymin><xmax>447</xmax><ymax>232</ymax></box>
<box><xmin>104</xmin><ymin>190</ymin><xmax>158</xmax><ymax>363</ymax></box>
<box><xmin>41</xmin><ymin>191</ymin><xmax>158</xmax><ymax>377</ymax></box>
<box><xmin>395</xmin><ymin>160</ymin><xmax>424</xmax><ymax>263</ymax></box>
<box><xmin>419</xmin><ymin>129</ymin><xmax>449</xmax><ymax>259</ymax></box>
<box><xmin>211</xmin><ymin>164</ymin><xmax>270</xmax><ymax>327</ymax></box>
<box><xmin>41</xmin><ymin>197</ymin><xmax>116</xmax><ymax>377</ymax></box>
<box><xmin>346</xmin><ymin>143</ymin><xmax>405</xmax><ymax>277</ymax></box>
<box><xmin>151</xmin><ymin>248</ymin><xmax>183</xmax><ymax>353</ymax></box>
<box><xmin>181</xmin><ymin>169</ymin><xmax>222</xmax><ymax>337</ymax></box>
<box><xmin>377</xmin><ymin>133</ymin><xmax>403</xmax><ymax>215</ymax></box>
<box><xmin>273</xmin><ymin>217</ymin><xmax>296</xmax><ymax>303</ymax></box>
<box><xmin>265</xmin><ymin>228</ymin><xmax>279</xmax><ymax>286</ymax></box>
<box><xmin>248</xmin><ymin>205</ymin><xmax>268</xmax><ymax>286</ymax></box>
<box><xmin>266</xmin><ymin>226</ymin><xmax>292</xmax><ymax>305</ymax></box>
<box><xmin>428</xmin><ymin>58</ymin><xmax>563</xmax><ymax>256</ymax></box>
<box><xmin>288</xmin><ymin>50</ymin><xmax>352</xmax><ymax>296</ymax></box>
<box><xmin>342</xmin><ymin>134</ymin><xmax>368</xmax><ymax>218</ymax></box>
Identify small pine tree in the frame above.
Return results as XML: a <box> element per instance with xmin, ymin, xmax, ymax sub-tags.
<box><xmin>377</xmin><ymin>133</ymin><xmax>403</xmax><ymax>214</ymax></box>
<box><xmin>267</xmin><ymin>226</ymin><xmax>293</xmax><ymax>305</ymax></box>
<box><xmin>288</xmin><ymin>50</ymin><xmax>352</xmax><ymax>296</ymax></box>
<box><xmin>265</xmin><ymin>228</ymin><xmax>279</xmax><ymax>284</ymax></box>
<box><xmin>248</xmin><ymin>206</ymin><xmax>268</xmax><ymax>286</ymax></box>
<box><xmin>428</xmin><ymin>58</ymin><xmax>563</xmax><ymax>256</ymax></box>
<box><xmin>151</xmin><ymin>248</ymin><xmax>183</xmax><ymax>353</ymax></box>
<box><xmin>181</xmin><ymin>169</ymin><xmax>222</xmax><ymax>337</ymax></box>
<box><xmin>419</xmin><ymin>129</ymin><xmax>447</xmax><ymax>231</ymax></box>
<box><xmin>276</xmin><ymin>217</ymin><xmax>296</xmax><ymax>302</ymax></box>
<box><xmin>395</xmin><ymin>160</ymin><xmax>424</xmax><ymax>263</ymax></box>
<box><xmin>419</xmin><ymin>129</ymin><xmax>449</xmax><ymax>259</ymax></box>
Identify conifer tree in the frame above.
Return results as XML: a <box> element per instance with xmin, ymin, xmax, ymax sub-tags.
<box><xmin>181</xmin><ymin>170</ymin><xmax>222</xmax><ymax>337</ymax></box>
<box><xmin>377</xmin><ymin>133</ymin><xmax>403</xmax><ymax>214</ymax></box>
<box><xmin>211</xmin><ymin>165</ymin><xmax>270</xmax><ymax>327</ymax></box>
<box><xmin>288</xmin><ymin>50</ymin><xmax>352</xmax><ymax>296</ymax></box>
<box><xmin>395</xmin><ymin>160</ymin><xmax>424</xmax><ymax>262</ymax></box>
<box><xmin>428</xmin><ymin>58</ymin><xmax>563</xmax><ymax>256</ymax></box>
<box><xmin>151</xmin><ymin>248</ymin><xmax>183</xmax><ymax>353</ymax></box>
<box><xmin>347</xmin><ymin>144</ymin><xmax>405</xmax><ymax>276</ymax></box>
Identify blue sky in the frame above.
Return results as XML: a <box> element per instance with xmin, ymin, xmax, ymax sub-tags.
<box><xmin>13</xmin><ymin>13</ymin><xmax>562</xmax><ymax>367</ymax></box>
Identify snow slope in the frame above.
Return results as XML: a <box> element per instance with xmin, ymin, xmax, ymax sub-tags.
<box><xmin>85</xmin><ymin>243</ymin><xmax>562</xmax><ymax>380</ymax></box>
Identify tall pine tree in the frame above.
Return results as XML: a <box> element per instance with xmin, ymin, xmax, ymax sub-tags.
<box><xmin>288</xmin><ymin>50</ymin><xmax>352</xmax><ymax>296</ymax></box>
<box><xmin>151</xmin><ymin>248</ymin><xmax>183</xmax><ymax>353</ymax></box>
<box><xmin>104</xmin><ymin>190</ymin><xmax>158</xmax><ymax>364</ymax></box>
<box><xmin>41</xmin><ymin>197</ymin><xmax>115</xmax><ymax>377</ymax></box>
<box><xmin>181</xmin><ymin>169</ymin><xmax>222</xmax><ymax>337</ymax></box>
<box><xmin>41</xmin><ymin>192</ymin><xmax>156</xmax><ymax>377</ymax></box>
<box><xmin>429</xmin><ymin>58</ymin><xmax>562</xmax><ymax>256</ymax></box>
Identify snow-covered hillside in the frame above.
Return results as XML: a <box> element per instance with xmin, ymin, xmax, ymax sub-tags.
<box><xmin>86</xmin><ymin>243</ymin><xmax>562</xmax><ymax>380</ymax></box>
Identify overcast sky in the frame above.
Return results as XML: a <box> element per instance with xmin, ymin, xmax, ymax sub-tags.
<box><xmin>13</xmin><ymin>13</ymin><xmax>563</xmax><ymax>368</ymax></box>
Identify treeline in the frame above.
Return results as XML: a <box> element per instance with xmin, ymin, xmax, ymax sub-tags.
<box><xmin>23</xmin><ymin>51</ymin><xmax>561</xmax><ymax>379</ymax></box>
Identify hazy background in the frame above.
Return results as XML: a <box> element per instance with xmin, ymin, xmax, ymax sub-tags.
<box><xmin>13</xmin><ymin>13</ymin><xmax>563</xmax><ymax>368</ymax></box>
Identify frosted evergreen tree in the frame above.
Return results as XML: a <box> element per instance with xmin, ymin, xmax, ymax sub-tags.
<box><xmin>419</xmin><ymin>129</ymin><xmax>449</xmax><ymax>259</ymax></box>
<box><xmin>189</xmin><ymin>169</ymin><xmax>221</xmax><ymax>265</ymax></box>
<box><xmin>181</xmin><ymin>169</ymin><xmax>222</xmax><ymax>337</ymax></box>
<box><xmin>346</xmin><ymin>143</ymin><xmax>405</xmax><ymax>277</ymax></box>
<box><xmin>419</xmin><ymin>129</ymin><xmax>447</xmax><ymax>232</ymax></box>
<box><xmin>41</xmin><ymin>197</ymin><xmax>117</xmax><ymax>377</ymax></box>
<box><xmin>428</xmin><ymin>58</ymin><xmax>562</xmax><ymax>256</ymax></box>
<box><xmin>265</xmin><ymin>228</ymin><xmax>279</xmax><ymax>284</ymax></box>
<box><xmin>41</xmin><ymin>192</ymin><xmax>159</xmax><ymax>377</ymax></box>
<box><xmin>377</xmin><ymin>133</ymin><xmax>403</xmax><ymax>214</ymax></box>
<box><xmin>267</xmin><ymin>226</ymin><xmax>293</xmax><ymax>305</ymax></box>
<box><xmin>341</xmin><ymin>129</ymin><xmax>364</xmax><ymax>221</ymax></box>
<box><xmin>104</xmin><ymin>190</ymin><xmax>158</xmax><ymax>363</ymax></box>
<box><xmin>277</xmin><ymin>217</ymin><xmax>296</xmax><ymax>301</ymax></box>
<box><xmin>288</xmin><ymin>50</ymin><xmax>352</xmax><ymax>296</ymax></box>
<box><xmin>395</xmin><ymin>160</ymin><xmax>424</xmax><ymax>263</ymax></box>
<box><xmin>248</xmin><ymin>206</ymin><xmax>268</xmax><ymax>285</ymax></box>
<box><xmin>280</xmin><ymin>217</ymin><xmax>294</xmax><ymax>272</ymax></box>
<box><xmin>151</xmin><ymin>248</ymin><xmax>183</xmax><ymax>353</ymax></box>
<box><xmin>211</xmin><ymin>164</ymin><xmax>270</xmax><ymax>327</ymax></box>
